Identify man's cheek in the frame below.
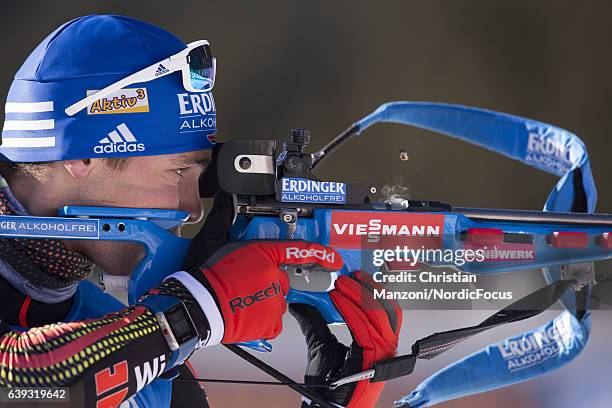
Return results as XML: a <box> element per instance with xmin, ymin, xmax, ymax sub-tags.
<box><xmin>108</xmin><ymin>187</ymin><xmax>180</xmax><ymax>210</ymax></box>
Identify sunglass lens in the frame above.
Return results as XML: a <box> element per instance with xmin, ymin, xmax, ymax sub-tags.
<box><xmin>187</xmin><ymin>44</ymin><xmax>215</xmax><ymax>91</ymax></box>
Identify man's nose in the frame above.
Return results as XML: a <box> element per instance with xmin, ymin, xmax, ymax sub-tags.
<box><xmin>180</xmin><ymin>196</ymin><xmax>204</xmax><ymax>224</ymax></box>
<box><xmin>179</xmin><ymin>179</ymin><xmax>205</xmax><ymax>224</ymax></box>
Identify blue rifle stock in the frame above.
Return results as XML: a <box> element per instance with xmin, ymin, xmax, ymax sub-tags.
<box><xmin>0</xmin><ymin>207</ymin><xmax>190</xmax><ymax>305</ymax></box>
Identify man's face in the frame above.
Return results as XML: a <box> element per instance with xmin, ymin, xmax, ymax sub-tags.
<box><xmin>86</xmin><ymin>150</ymin><xmax>211</xmax><ymax>223</ymax></box>
<box><xmin>64</xmin><ymin>149</ymin><xmax>212</xmax><ymax>276</ymax></box>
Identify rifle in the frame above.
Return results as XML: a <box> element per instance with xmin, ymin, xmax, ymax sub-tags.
<box><xmin>208</xmin><ymin>102</ymin><xmax>610</xmax><ymax>406</ymax></box>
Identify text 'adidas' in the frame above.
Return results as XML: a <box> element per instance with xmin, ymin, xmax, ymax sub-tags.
<box><xmin>94</xmin><ymin>123</ymin><xmax>145</xmax><ymax>154</ymax></box>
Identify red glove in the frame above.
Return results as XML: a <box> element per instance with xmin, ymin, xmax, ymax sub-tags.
<box><xmin>332</xmin><ymin>272</ymin><xmax>402</xmax><ymax>407</ymax></box>
<box><xmin>171</xmin><ymin>241</ymin><xmax>343</xmax><ymax>345</ymax></box>
<box><xmin>290</xmin><ymin>271</ymin><xmax>402</xmax><ymax>408</ymax></box>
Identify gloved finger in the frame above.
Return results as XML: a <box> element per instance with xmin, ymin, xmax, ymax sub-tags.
<box><xmin>289</xmin><ymin>303</ymin><xmax>338</xmax><ymax>350</ymax></box>
<box><xmin>352</xmin><ymin>271</ymin><xmax>403</xmax><ymax>337</ymax></box>
<box><xmin>197</xmin><ymin>241</ymin><xmax>292</xmax><ymax>294</ymax></box>
<box><xmin>332</xmin><ymin>275</ymin><xmax>400</xmax><ymax>349</ymax></box>
<box><xmin>259</xmin><ymin>241</ymin><xmax>344</xmax><ymax>271</ymax></box>
<box><xmin>330</xmin><ymin>288</ymin><xmax>391</xmax><ymax>363</ymax></box>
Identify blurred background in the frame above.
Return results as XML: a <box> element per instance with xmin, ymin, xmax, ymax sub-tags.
<box><xmin>1</xmin><ymin>1</ymin><xmax>611</xmax><ymax>406</ymax></box>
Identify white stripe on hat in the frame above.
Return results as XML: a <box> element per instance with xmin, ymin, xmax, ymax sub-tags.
<box><xmin>117</xmin><ymin>123</ymin><xmax>136</xmax><ymax>142</ymax></box>
<box><xmin>3</xmin><ymin>119</ymin><xmax>55</xmax><ymax>131</ymax></box>
<box><xmin>1</xmin><ymin>137</ymin><xmax>56</xmax><ymax>147</ymax></box>
<box><xmin>108</xmin><ymin>130</ymin><xmax>124</xmax><ymax>143</ymax></box>
<box><xmin>5</xmin><ymin>101</ymin><xmax>54</xmax><ymax>113</ymax></box>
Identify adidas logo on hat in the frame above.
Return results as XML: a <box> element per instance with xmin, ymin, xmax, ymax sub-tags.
<box><xmin>94</xmin><ymin>123</ymin><xmax>145</xmax><ymax>154</ymax></box>
<box><xmin>154</xmin><ymin>64</ymin><xmax>170</xmax><ymax>77</ymax></box>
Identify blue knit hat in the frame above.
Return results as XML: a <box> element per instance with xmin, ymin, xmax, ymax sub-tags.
<box><xmin>1</xmin><ymin>14</ymin><xmax>216</xmax><ymax>162</ymax></box>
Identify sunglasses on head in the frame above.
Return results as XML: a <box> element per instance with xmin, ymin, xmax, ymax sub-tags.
<box><xmin>65</xmin><ymin>40</ymin><xmax>216</xmax><ymax>116</ymax></box>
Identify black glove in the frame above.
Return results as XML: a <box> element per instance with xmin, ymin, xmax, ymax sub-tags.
<box><xmin>289</xmin><ymin>303</ymin><xmax>359</xmax><ymax>407</ymax></box>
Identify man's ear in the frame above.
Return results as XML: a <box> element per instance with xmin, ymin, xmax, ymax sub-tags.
<box><xmin>63</xmin><ymin>159</ymin><xmax>94</xmax><ymax>179</ymax></box>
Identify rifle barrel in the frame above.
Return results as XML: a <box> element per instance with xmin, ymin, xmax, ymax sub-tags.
<box><xmin>455</xmin><ymin>207</ymin><xmax>612</xmax><ymax>226</ymax></box>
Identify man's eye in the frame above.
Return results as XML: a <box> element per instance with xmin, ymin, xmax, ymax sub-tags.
<box><xmin>173</xmin><ymin>168</ymin><xmax>188</xmax><ymax>177</ymax></box>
